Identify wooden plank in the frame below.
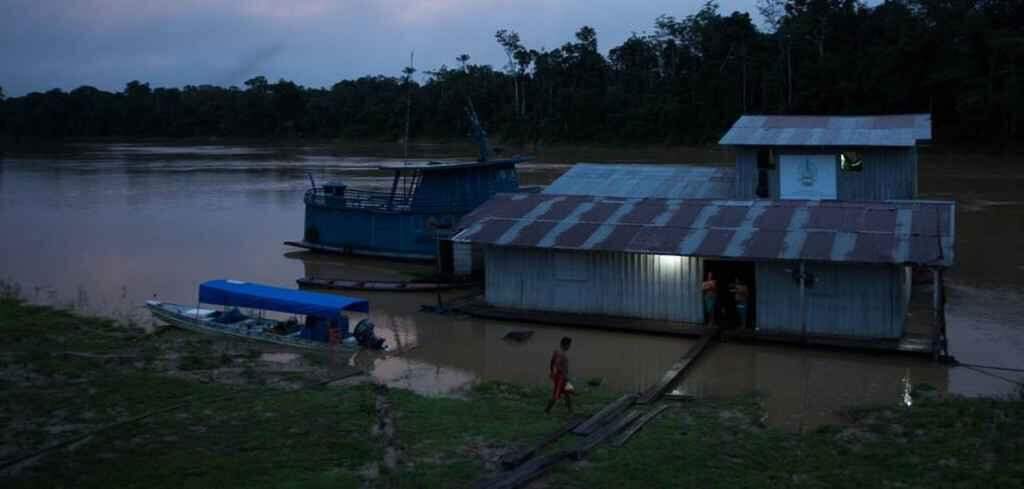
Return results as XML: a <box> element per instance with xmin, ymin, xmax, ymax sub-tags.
<box><xmin>474</xmin><ymin>451</ymin><xmax>570</xmax><ymax>489</ymax></box>
<box><xmin>499</xmin><ymin>417</ymin><xmax>582</xmax><ymax>471</ymax></box>
<box><xmin>610</xmin><ymin>404</ymin><xmax>671</xmax><ymax>447</ymax></box>
<box><xmin>570</xmin><ymin>410</ymin><xmax>643</xmax><ymax>460</ymax></box>
<box><xmin>637</xmin><ymin>326</ymin><xmax>720</xmax><ymax>404</ymax></box>
<box><xmin>572</xmin><ymin>394</ymin><xmax>637</xmax><ymax>436</ymax></box>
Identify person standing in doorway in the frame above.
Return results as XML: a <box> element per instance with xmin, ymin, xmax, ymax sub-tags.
<box><xmin>731</xmin><ymin>277</ymin><xmax>750</xmax><ymax>329</ymax></box>
<box><xmin>545</xmin><ymin>337</ymin><xmax>574</xmax><ymax>414</ymax></box>
<box><xmin>702</xmin><ymin>272</ymin><xmax>718</xmax><ymax>325</ymax></box>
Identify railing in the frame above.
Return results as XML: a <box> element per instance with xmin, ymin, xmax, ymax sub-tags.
<box><xmin>304</xmin><ymin>187</ymin><xmax>482</xmax><ymax>214</ymax></box>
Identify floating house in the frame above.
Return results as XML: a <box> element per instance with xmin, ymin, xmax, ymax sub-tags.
<box><xmin>453</xmin><ymin>114</ymin><xmax>955</xmax><ymax>354</ymax></box>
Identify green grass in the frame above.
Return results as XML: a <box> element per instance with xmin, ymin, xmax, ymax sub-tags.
<box><xmin>3</xmin><ymin>298</ymin><xmax>1024</xmax><ymax>488</ymax></box>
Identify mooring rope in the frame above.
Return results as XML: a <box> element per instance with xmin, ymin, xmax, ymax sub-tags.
<box><xmin>955</xmin><ymin>364</ymin><xmax>1024</xmax><ymax>388</ymax></box>
<box><xmin>954</xmin><ymin>362</ymin><xmax>1024</xmax><ymax>374</ymax></box>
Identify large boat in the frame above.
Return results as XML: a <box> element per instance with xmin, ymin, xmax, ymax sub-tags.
<box><xmin>289</xmin><ymin>111</ymin><xmax>530</xmax><ymax>260</ymax></box>
<box><xmin>145</xmin><ymin>279</ymin><xmax>385</xmax><ymax>351</ymax></box>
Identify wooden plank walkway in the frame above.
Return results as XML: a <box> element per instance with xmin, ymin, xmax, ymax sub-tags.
<box><xmin>474</xmin><ymin>451</ymin><xmax>570</xmax><ymax>489</ymax></box>
<box><xmin>611</xmin><ymin>404</ymin><xmax>672</xmax><ymax>447</ymax></box>
<box><xmin>572</xmin><ymin>394</ymin><xmax>637</xmax><ymax>436</ymax></box>
<box><xmin>499</xmin><ymin>417</ymin><xmax>583</xmax><ymax>471</ymax></box>
<box><xmin>570</xmin><ymin>409</ymin><xmax>643</xmax><ymax>460</ymax></box>
<box><xmin>638</xmin><ymin>325</ymin><xmax>721</xmax><ymax>404</ymax></box>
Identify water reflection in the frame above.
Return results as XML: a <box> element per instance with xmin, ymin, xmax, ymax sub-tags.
<box><xmin>2</xmin><ymin>143</ymin><xmax>1023</xmax><ymax>431</ymax></box>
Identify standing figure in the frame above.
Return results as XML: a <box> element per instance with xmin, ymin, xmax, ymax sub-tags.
<box><xmin>702</xmin><ymin>272</ymin><xmax>718</xmax><ymax>325</ymax></box>
<box><xmin>730</xmin><ymin>277</ymin><xmax>750</xmax><ymax>329</ymax></box>
<box><xmin>545</xmin><ymin>337</ymin><xmax>574</xmax><ymax>414</ymax></box>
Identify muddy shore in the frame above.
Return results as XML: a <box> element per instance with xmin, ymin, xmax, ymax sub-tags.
<box><xmin>2</xmin><ymin>298</ymin><xmax>1022</xmax><ymax>488</ymax></box>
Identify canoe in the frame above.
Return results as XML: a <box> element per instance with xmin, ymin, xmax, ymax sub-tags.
<box><xmin>145</xmin><ymin>301</ymin><xmax>358</xmax><ymax>351</ymax></box>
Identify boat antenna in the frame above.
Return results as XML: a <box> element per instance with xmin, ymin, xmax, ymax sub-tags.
<box><xmin>402</xmin><ymin>51</ymin><xmax>416</xmax><ymax>164</ymax></box>
<box><xmin>465</xmin><ymin>97</ymin><xmax>490</xmax><ymax>162</ymax></box>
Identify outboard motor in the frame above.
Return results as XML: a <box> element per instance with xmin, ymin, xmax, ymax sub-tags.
<box><xmin>353</xmin><ymin>319</ymin><xmax>386</xmax><ymax>350</ymax></box>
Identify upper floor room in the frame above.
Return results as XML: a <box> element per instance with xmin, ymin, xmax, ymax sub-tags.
<box><xmin>719</xmin><ymin>114</ymin><xmax>931</xmax><ymax>201</ymax></box>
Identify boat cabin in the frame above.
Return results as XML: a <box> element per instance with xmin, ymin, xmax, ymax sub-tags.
<box><xmin>302</xmin><ymin>158</ymin><xmax>524</xmax><ymax>260</ymax></box>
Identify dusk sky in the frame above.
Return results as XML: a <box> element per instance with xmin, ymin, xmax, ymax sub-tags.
<box><xmin>1</xmin><ymin>0</ymin><xmax>763</xmax><ymax>96</ymax></box>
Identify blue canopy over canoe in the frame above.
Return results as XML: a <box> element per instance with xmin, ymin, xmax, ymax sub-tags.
<box><xmin>198</xmin><ymin>279</ymin><xmax>369</xmax><ymax>317</ymax></box>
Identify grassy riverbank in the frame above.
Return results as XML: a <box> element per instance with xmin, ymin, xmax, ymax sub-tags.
<box><xmin>2</xmin><ymin>298</ymin><xmax>1023</xmax><ymax>488</ymax></box>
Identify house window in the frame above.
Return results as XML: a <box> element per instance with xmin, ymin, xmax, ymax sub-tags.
<box><xmin>840</xmin><ymin>151</ymin><xmax>863</xmax><ymax>172</ymax></box>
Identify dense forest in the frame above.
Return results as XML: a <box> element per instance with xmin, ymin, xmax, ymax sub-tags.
<box><xmin>1</xmin><ymin>0</ymin><xmax>1021</xmax><ymax>146</ymax></box>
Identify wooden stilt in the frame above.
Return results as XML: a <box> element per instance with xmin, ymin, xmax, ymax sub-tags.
<box><xmin>799</xmin><ymin>261</ymin><xmax>807</xmax><ymax>341</ymax></box>
<box><xmin>931</xmin><ymin>268</ymin><xmax>945</xmax><ymax>360</ymax></box>
<box><xmin>937</xmin><ymin>268</ymin><xmax>948</xmax><ymax>359</ymax></box>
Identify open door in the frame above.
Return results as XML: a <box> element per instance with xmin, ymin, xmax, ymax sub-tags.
<box><xmin>703</xmin><ymin>260</ymin><xmax>756</xmax><ymax>329</ymax></box>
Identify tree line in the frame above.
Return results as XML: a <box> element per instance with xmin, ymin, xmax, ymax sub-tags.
<box><xmin>1</xmin><ymin>0</ymin><xmax>1021</xmax><ymax>146</ymax></box>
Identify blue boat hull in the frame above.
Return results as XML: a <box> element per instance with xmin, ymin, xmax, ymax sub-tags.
<box><xmin>303</xmin><ymin>205</ymin><xmax>459</xmax><ymax>260</ymax></box>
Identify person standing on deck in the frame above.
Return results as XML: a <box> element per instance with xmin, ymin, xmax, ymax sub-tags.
<box><xmin>731</xmin><ymin>277</ymin><xmax>750</xmax><ymax>329</ymax></box>
<box><xmin>702</xmin><ymin>272</ymin><xmax>718</xmax><ymax>325</ymax></box>
<box><xmin>545</xmin><ymin>337</ymin><xmax>574</xmax><ymax>414</ymax></box>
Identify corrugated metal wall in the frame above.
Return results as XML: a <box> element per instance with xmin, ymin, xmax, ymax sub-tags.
<box><xmin>453</xmin><ymin>242</ymin><xmax>474</xmax><ymax>275</ymax></box>
<box><xmin>485</xmin><ymin>247</ymin><xmax>704</xmax><ymax>322</ymax></box>
<box><xmin>755</xmin><ymin>262</ymin><xmax>905</xmax><ymax>339</ymax></box>
<box><xmin>735</xmin><ymin>147</ymin><xmax>917</xmax><ymax>201</ymax></box>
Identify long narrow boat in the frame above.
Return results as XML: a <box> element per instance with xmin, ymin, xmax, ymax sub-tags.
<box><xmin>146</xmin><ymin>279</ymin><xmax>383</xmax><ymax>351</ymax></box>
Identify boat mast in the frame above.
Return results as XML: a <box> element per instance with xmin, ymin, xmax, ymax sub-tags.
<box><xmin>390</xmin><ymin>52</ymin><xmax>415</xmax><ymax>210</ymax></box>
<box><xmin>403</xmin><ymin>51</ymin><xmax>415</xmax><ymax>164</ymax></box>
<box><xmin>465</xmin><ymin>97</ymin><xmax>491</xmax><ymax>162</ymax></box>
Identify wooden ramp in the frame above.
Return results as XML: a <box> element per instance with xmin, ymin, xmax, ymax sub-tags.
<box><xmin>473</xmin><ymin>331</ymin><xmax>716</xmax><ymax>489</ymax></box>
<box><xmin>638</xmin><ymin>325</ymin><xmax>721</xmax><ymax>404</ymax></box>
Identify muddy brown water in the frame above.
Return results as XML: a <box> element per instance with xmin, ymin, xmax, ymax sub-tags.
<box><xmin>1</xmin><ymin>142</ymin><xmax>1022</xmax><ymax>431</ymax></box>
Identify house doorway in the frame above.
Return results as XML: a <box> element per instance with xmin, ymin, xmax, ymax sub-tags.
<box><xmin>703</xmin><ymin>260</ymin><xmax>756</xmax><ymax>329</ymax></box>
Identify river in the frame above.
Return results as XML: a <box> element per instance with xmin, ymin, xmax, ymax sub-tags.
<box><xmin>1</xmin><ymin>142</ymin><xmax>1022</xmax><ymax>431</ymax></box>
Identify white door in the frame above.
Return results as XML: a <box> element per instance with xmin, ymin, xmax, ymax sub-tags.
<box><xmin>779</xmin><ymin>154</ymin><xmax>837</xmax><ymax>200</ymax></box>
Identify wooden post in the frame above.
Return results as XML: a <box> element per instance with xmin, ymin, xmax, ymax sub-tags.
<box><xmin>939</xmin><ymin>269</ymin><xmax>948</xmax><ymax>357</ymax></box>
<box><xmin>932</xmin><ymin>268</ymin><xmax>948</xmax><ymax>360</ymax></box>
<box><xmin>799</xmin><ymin>261</ymin><xmax>807</xmax><ymax>341</ymax></box>
<box><xmin>937</xmin><ymin>268</ymin><xmax>942</xmax><ymax>360</ymax></box>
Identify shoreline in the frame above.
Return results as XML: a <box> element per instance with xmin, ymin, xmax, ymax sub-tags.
<box><xmin>2</xmin><ymin>297</ymin><xmax>1022</xmax><ymax>487</ymax></box>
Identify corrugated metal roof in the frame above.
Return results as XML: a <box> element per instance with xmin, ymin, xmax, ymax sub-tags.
<box><xmin>542</xmin><ymin>163</ymin><xmax>735</xmax><ymax>199</ymax></box>
<box><xmin>719</xmin><ymin>114</ymin><xmax>932</xmax><ymax>147</ymax></box>
<box><xmin>455</xmin><ymin>194</ymin><xmax>955</xmax><ymax>267</ymax></box>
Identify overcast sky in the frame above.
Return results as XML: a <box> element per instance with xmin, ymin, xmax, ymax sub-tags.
<box><xmin>1</xmin><ymin>0</ymin><xmax>764</xmax><ymax>96</ymax></box>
